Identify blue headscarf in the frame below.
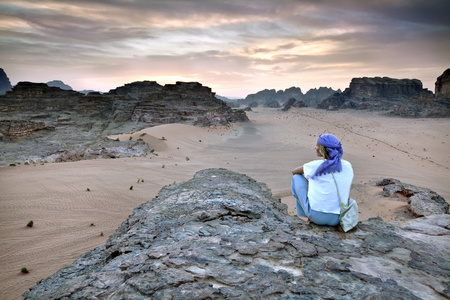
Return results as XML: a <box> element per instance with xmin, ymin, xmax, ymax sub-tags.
<box><xmin>313</xmin><ymin>134</ymin><xmax>343</xmax><ymax>177</ymax></box>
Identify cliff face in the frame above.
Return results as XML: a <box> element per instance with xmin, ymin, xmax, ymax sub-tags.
<box><xmin>238</xmin><ymin>86</ymin><xmax>337</xmax><ymax>108</ymax></box>
<box><xmin>318</xmin><ymin>73</ymin><xmax>449</xmax><ymax>117</ymax></box>
<box><xmin>23</xmin><ymin>169</ymin><xmax>450</xmax><ymax>299</ymax></box>
<box><xmin>0</xmin><ymin>81</ymin><xmax>248</xmax><ymax>166</ymax></box>
<box><xmin>346</xmin><ymin>77</ymin><xmax>423</xmax><ymax>100</ymax></box>
<box><xmin>0</xmin><ymin>68</ymin><xmax>12</xmax><ymax>95</ymax></box>
<box><xmin>435</xmin><ymin>68</ymin><xmax>450</xmax><ymax>98</ymax></box>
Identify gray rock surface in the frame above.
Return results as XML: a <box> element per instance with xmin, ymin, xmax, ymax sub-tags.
<box><xmin>0</xmin><ymin>81</ymin><xmax>248</xmax><ymax>166</ymax></box>
<box><xmin>23</xmin><ymin>169</ymin><xmax>450</xmax><ymax>299</ymax></box>
<box><xmin>377</xmin><ymin>178</ymin><xmax>449</xmax><ymax>217</ymax></box>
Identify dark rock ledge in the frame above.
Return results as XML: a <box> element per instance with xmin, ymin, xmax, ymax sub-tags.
<box><xmin>23</xmin><ymin>169</ymin><xmax>450</xmax><ymax>299</ymax></box>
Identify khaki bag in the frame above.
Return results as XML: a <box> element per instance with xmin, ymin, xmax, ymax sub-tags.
<box><xmin>331</xmin><ymin>173</ymin><xmax>358</xmax><ymax>232</ymax></box>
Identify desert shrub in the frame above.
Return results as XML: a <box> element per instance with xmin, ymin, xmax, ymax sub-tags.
<box><xmin>90</xmin><ymin>223</ymin><xmax>95</xmax><ymax>226</ymax></box>
<box><xmin>21</xmin><ymin>267</ymin><xmax>29</xmax><ymax>274</ymax></box>
<box><xmin>186</xmin><ymin>157</ymin><xmax>190</xmax><ymax>161</ymax></box>
<box><xmin>129</xmin><ymin>136</ymin><xmax>132</xmax><ymax>140</ymax></box>
<box><xmin>114</xmin><ymin>138</ymin><xmax>120</xmax><ymax>141</ymax></box>
<box><xmin>137</xmin><ymin>138</ymin><xmax>143</xmax><ymax>141</ymax></box>
<box><xmin>9</xmin><ymin>163</ymin><xmax>16</xmax><ymax>167</ymax></box>
<box><xmin>130</xmin><ymin>185</ymin><xmax>133</xmax><ymax>190</ymax></box>
<box><xmin>160</xmin><ymin>136</ymin><xmax>167</xmax><ymax>140</ymax></box>
<box><xmin>140</xmin><ymin>133</ymin><xmax>147</xmax><ymax>137</ymax></box>
<box><xmin>26</xmin><ymin>220</ymin><xmax>33</xmax><ymax>228</ymax></box>
<box><xmin>86</xmin><ymin>188</ymin><xmax>91</xmax><ymax>192</ymax></box>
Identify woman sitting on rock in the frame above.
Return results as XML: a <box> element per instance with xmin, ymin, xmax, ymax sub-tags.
<box><xmin>291</xmin><ymin>134</ymin><xmax>354</xmax><ymax>226</ymax></box>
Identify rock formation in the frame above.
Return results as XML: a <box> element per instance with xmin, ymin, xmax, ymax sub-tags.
<box><xmin>281</xmin><ymin>97</ymin><xmax>307</xmax><ymax>111</ymax></box>
<box><xmin>0</xmin><ymin>68</ymin><xmax>12</xmax><ymax>95</ymax></box>
<box><xmin>46</xmin><ymin>80</ymin><xmax>73</xmax><ymax>90</ymax></box>
<box><xmin>237</xmin><ymin>86</ymin><xmax>337</xmax><ymax>109</ymax></box>
<box><xmin>435</xmin><ymin>68</ymin><xmax>450</xmax><ymax>99</ymax></box>
<box><xmin>23</xmin><ymin>169</ymin><xmax>449</xmax><ymax>299</ymax></box>
<box><xmin>302</xmin><ymin>87</ymin><xmax>337</xmax><ymax>108</ymax></box>
<box><xmin>0</xmin><ymin>81</ymin><xmax>248</xmax><ymax>166</ymax></box>
<box><xmin>318</xmin><ymin>74</ymin><xmax>450</xmax><ymax>117</ymax></box>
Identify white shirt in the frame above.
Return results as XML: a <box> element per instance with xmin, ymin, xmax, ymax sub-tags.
<box><xmin>303</xmin><ymin>159</ymin><xmax>354</xmax><ymax>214</ymax></box>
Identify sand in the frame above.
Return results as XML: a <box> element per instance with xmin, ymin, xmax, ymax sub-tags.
<box><xmin>1</xmin><ymin>108</ymin><xmax>449</xmax><ymax>299</ymax></box>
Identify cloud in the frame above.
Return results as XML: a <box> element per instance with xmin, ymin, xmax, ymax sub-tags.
<box><xmin>0</xmin><ymin>0</ymin><xmax>449</xmax><ymax>96</ymax></box>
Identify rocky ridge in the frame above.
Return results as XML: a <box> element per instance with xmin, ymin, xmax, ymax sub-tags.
<box><xmin>24</xmin><ymin>168</ymin><xmax>449</xmax><ymax>299</ymax></box>
<box><xmin>317</xmin><ymin>70</ymin><xmax>450</xmax><ymax>117</ymax></box>
<box><xmin>0</xmin><ymin>81</ymin><xmax>248</xmax><ymax>166</ymax></box>
<box><xmin>233</xmin><ymin>86</ymin><xmax>337</xmax><ymax>108</ymax></box>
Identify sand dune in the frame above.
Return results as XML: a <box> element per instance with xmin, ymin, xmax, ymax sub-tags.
<box><xmin>1</xmin><ymin>108</ymin><xmax>449</xmax><ymax>299</ymax></box>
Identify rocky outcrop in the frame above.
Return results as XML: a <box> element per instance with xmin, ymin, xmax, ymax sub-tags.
<box><xmin>377</xmin><ymin>178</ymin><xmax>449</xmax><ymax>217</ymax></box>
<box><xmin>23</xmin><ymin>169</ymin><xmax>449</xmax><ymax>300</ymax></box>
<box><xmin>243</xmin><ymin>87</ymin><xmax>303</xmax><ymax>107</ymax></box>
<box><xmin>0</xmin><ymin>81</ymin><xmax>248</xmax><ymax>166</ymax></box>
<box><xmin>238</xmin><ymin>86</ymin><xmax>337</xmax><ymax>108</ymax></box>
<box><xmin>435</xmin><ymin>68</ymin><xmax>450</xmax><ymax>99</ymax></box>
<box><xmin>346</xmin><ymin>77</ymin><xmax>423</xmax><ymax>100</ymax></box>
<box><xmin>303</xmin><ymin>87</ymin><xmax>337</xmax><ymax>108</ymax></box>
<box><xmin>46</xmin><ymin>80</ymin><xmax>73</xmax><ymax>90</ymax></box>
<box><xmin>318</xmin><ymin>74</ymin><xmax>450</xmax><ymax>117</ymax></box>
<box><xmin>281</xmin><ymin>97</ymin><xmax>307</xmax><ymax>111</ymax></box>
<box><xmin>0</xmin><ymin>68</ymin><xmax>13</xmax><ymax>95</ymax></box>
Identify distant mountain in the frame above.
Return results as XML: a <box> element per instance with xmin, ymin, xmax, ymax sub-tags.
<box><xmin>235</xmin><ymin>86</ymin><xmax>338</xmax><ymax>108</ymax></box>
<box><xmin>317</xmin><ymin>74</ymin><xmax>449</xmax><ymax>117</ymax></box>
<box><xmin>47</xmin><ymin>80</ymin><xmax>73</xmax><ymax>90</ymax></box>
<box><xmin>303</xmin><ymin>87</ymin><xmax>340</xmax><ymax>108</ymax></box>
<box><xmin>0</xmin><ymin>68</ymin><xmax>12</xmax><ymax>95</ymax></box>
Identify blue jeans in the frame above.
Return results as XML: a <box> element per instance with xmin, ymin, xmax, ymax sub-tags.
<box><xmin>291</xmin><ymin>174</ymin><xmax>340</xmax><ymax>226</ymax></box>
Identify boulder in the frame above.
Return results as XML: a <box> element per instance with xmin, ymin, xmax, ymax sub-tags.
<box><xmin>23</xmin><ymin>169</ymin><xmax>450</xmax><ymax>300</ymax></box>
<box><xmin>377</xmin><ymin>178</ymin><xmax>449</xmax><ymax>217</ymax></box>
<box><xmin>281</xmin><ymin>97</ymin><xmax>307</xmax><ymax>111</ymax></box>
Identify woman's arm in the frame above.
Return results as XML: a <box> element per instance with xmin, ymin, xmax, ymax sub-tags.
<box><xmin>292</xmin><ymin>165</ymin><xmax>304</xmax><ymax>175</ymax></box>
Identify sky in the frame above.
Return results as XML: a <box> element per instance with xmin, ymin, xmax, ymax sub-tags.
<box><xmin>0</xmin><ymin>0</ymin><xmax>449</xmax><ymax>98</ymax></box>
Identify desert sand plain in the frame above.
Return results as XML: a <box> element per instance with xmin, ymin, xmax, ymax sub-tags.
<box><xmin>1</xmin><ymin>107</ymin><xmax>449</xmax><ymax>299</ymax></box>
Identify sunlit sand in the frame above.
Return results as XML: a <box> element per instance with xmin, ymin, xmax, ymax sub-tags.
<box><xmin>1</xmin><ymin>108</ymin><xmax>449</xmax><ymax>299</ymax></box>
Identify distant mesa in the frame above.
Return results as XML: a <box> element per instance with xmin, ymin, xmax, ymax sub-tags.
<box><xmin>46</xmin><ymin>80</ymin><xmax>73</xmax><ymax>90</ymax></box>
<box><xmin>0</xmin><ymin>68</ymin><xmax>12</xmax><ymax>95</ymax></box>
<box><xmin>317</xmin><ymin>69</ymin><xmax>450</xmax><ymax>117</ymax></box>
<box><xmin>227</xmin><ymin>86</ymin><xmax>337</xmax><ymax>109</ymax></box>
